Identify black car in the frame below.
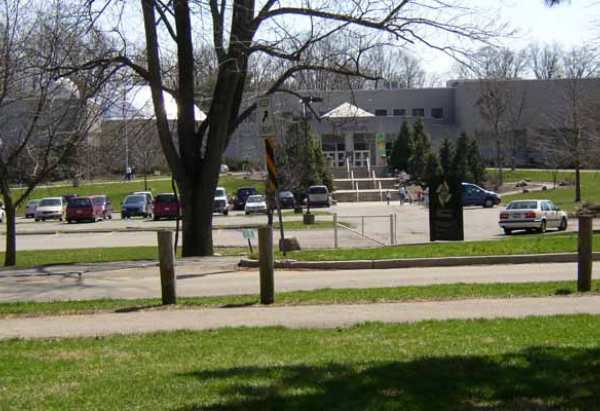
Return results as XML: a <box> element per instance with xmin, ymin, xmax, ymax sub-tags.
<box><xmin>278</xmin><ymin>191</ymin><xmax>296</xmax><ymax>209</ymax></box>
<box><xmin>233</xmin><ymin>187</ymin><xmax>258</xmax><ymax>210</ymax></box>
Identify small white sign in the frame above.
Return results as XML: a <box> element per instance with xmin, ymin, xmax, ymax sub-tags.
<box><xmin>242</xmin><ymin>229</ymin><xmax>255</xmax><ymax>239</ymax></box>
<box><xmin>257</xmin><ymin>96</ymin><xmax>274</xmax><ymax>137</ymax></box>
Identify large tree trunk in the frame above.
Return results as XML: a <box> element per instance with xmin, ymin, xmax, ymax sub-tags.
<box><xmin>180</xmin><ymin>183</ymin><xmax>215</xmax><ymax>256</ymax></box>
<box><xmin>4</xmin><ymin>194</ymin><xmax>17</xmax><ymax>267</ymax></box>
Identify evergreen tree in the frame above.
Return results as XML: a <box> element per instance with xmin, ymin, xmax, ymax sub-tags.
<box><xmin>466</xmin><ymin>137</ymin><xmax>487</xmax><ymax>185</ymax></box>
<box><xmin>424</xmin><ymin>151</ymin><xmax>442</xmax><ymax>189</ymax></box>
<box><xmin>452</xmin><ymin>132</ymin><xmax>469</xmax><ymax>182</ymax></box>
<box><xmin>408</xmin><ymin>117</ymin><xmax>433</xmax><ymax>186</ymax></box>
<box><xmin>389</xmin><ymin>120</ymin><xmax>413</xmax><ymax>172</ymax></box>
<box><xmin>438</xmin><ymin>136</ymin><xmax>453</xmax><ymax>176</ymax></box>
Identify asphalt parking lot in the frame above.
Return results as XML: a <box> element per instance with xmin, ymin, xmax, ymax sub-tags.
<box><xmin>0</xmin><ymin>202</ymin><xmax>586</xmax><ymax>251</ymax></box>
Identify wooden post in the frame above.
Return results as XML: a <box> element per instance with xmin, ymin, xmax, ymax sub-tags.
<box><xmin>258</xmin><ymin>226</ymin><xmax>275</xmax><ymax>304</ymax></box>
<box><xmin>333</xmin><ymin>213</ymin><xmax>338</xmax><ymax>249</ymax></box>
<box><xmin>578</xmin><ymin>215</ymin><xmax>593</xmax><ymax>292</ymax></box>
<box><xmin>390</xmin><ymin>213</ymin><xmax>395</xmax><ymax>246</ymax></box>
<box><xmin>157</xmin><ymin>230</ymin><xmax>177</xmax><ymax>304</ymax></box>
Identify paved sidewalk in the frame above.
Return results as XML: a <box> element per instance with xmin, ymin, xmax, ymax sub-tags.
<box><xmin>2</xmin><ymin>296</ymin><xmax>600</xmax><ymax>340</ymax></box>
<box><xmin>1</xmin><ymin>262</ymin><xmax>597</xmax><ymax>302</ymax></box>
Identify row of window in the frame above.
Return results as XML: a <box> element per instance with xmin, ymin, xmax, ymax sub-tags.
<box><xmin>374</xmin><ymin>108</ymin><xmax>444</xmax><ymax>119</ymax></box>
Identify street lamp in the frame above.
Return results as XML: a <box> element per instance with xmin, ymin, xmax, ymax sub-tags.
<box><xmin>299</xmin><ymin>96</ymin><xmax>323</xmax><ymax>217</ymax></box>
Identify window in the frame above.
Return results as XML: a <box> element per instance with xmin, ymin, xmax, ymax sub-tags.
<box><xmin>393</xmin><ymin>109</ymin><xmax>406</xmax><ymax>117</ymax></box>
<box><xmin>374</xmin><ymin>109</ymin><xmax>388</xmax><ymax>117</ymax></box>
<box><xmin>412</xmin><ymin>108</ymin><xmax>425</xmax><ymax>117</ymax></box>
<box><xmin>431</xmin><ymin>108</ymin><xmax>444</xmax><ymax>119</ymax></box>
<box><xmin>354</xmin><ymin>142</ymin><xmax>368</xmax><ymax>150</ymax></box>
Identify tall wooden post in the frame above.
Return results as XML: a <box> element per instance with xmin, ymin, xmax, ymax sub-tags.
<box><xmin>258</xmin><ymin>226</ymin><xmax>275</xmax><ymax>304</ymax></box>
<box><xmin>578</xmin><ymin>216</ymin><xmax>593</xmax><ymax>292</ymax></box>
<box><xmin>157</xmin><ymin>230</ymin><xmax>177</xmax><ymax>304</ymax></box>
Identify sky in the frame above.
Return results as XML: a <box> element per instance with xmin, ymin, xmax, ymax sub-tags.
<box><xmin>416</xmin><ymin>0</ymin><xmax>600</xmax><ymax>78</ymax></box>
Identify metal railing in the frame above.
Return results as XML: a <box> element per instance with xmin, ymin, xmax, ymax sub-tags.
<box><xmin>333</xmin><ymin>213</ymin><xmax>396</xmax><ymax>248</ymax></box>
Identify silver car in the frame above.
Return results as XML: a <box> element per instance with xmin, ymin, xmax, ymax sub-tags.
<box><xmin>244</xmin><ymin>195</ymin><xmax>268</xmax><ymax>215</ymax></box>
<box><xmin>499</xmin><ymin>199</ymin><xmax>568</xmax><ymax>235</ymax></box>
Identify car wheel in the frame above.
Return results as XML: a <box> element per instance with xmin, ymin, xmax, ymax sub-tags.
<box><xmin>245</xmin><ymin>211</ymin><xmax>249</xmax><ymax>215</ymax></box>
<box><xmin>153</xmin><ymin>215</ymin><xmax>159</xmax><ymax>221</ymax></box>
<box><xmin>59</xmin><ymin>216</ymin><xmax>63</xmax><ymax>221</ymax></box>
<box><xmin>559</xmin><ymin>217</ymin><xmax>568</xmax><ymax>231</ymax></box>
<box><xmin>539</xmin><ymin>220</ymin><xmax>547</xmax><ymax>234</ymax></box>
<box><xmin>483</xmin><ymin>198</ymin><xmax>494</xmax><ymax>208</ymax></box>
<box><xmin>223</xmin><ymin>209</ymin><xmax>229</xmax><ymax>216</ymax></box>
<box><xmin>35</xmin><ymin>218</ymin><xmax>40</xmax><ymax>222</ymax></box>
<box><xmin>503</xmin><ymin>228</ymin><xmax>512</xmax><ymax>235</ymax></box>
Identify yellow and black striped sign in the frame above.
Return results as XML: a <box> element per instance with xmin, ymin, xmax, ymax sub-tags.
<box><xmin>265</xmin><ymin>137</ymin><xmax>278</xmax><ymax>190</ymax></box>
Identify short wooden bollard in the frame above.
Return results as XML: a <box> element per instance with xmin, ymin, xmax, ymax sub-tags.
<box><xmin>157</xmin><ymin>230</ymin><xmax>177</xmax><ymax>304</ymax></box>
<box><xmin>578</xmin><ymin>216</ymin><xmax>593</xmax><ymax>292</ymax></box>
<box><xmin>258</xmin><ymin>226</ymin><xmax>275</xmax><ymax>304</ymax></box>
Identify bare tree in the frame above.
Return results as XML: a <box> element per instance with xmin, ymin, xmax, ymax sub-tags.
<box><xmin>460</xmin><ymin>46</ymin><xmax>529</xmax><ymax>186</ymax></box>
<box><xmin>80</xmin><ymin>0</ymin><xmax>506</xmax><ymax>257</ymax></box>
<box><xmin>535</xmin><ymin>46</ymin><xmax>600</xmax><ymax>203</ymax></box>
<box><xmin>528</xmin><ymin>42</ymin><xmax>564</xmax><ymax>80</ymax></box>
<box><xmin>0</xmin><ymin>0</ymin><xmax>112</xmax><ymax>266</ymax></box>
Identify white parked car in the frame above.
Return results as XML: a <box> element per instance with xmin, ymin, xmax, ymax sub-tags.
<box><xmin>244</xmin><ymin>195</ymin><xmax>268</xmax><ymax>215</ymax></box>
<box><xmin>35</xmin><ymin>197</ymin><xmax>65</xmax><ymax>221</ymax></box>
<box><xmin>499</xmin><ymin>199</ymin><xmax>568</xmax><ymax>235</ymax></box>
<box><xmin>308</xmin><ymin>185</ymin><xmax>330</xmax><ymax>207</ymax></box>
<box><xmin>213</xmin><ymin>187</ymin><xmax>229</xmax><ymax>215</ymax></box>
<box><xmin>25</xmin><ymin>199</ymin><xmax>41</xmax><ymax>218</ymax></box>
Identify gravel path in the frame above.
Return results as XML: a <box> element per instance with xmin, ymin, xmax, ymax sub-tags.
<box><xmin>3</xmin><ymin>296</ymin><xmax>600</xmax><ymax>340</ymax></box>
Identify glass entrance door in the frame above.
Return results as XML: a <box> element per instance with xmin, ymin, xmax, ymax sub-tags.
<box><xmin>324</xmin><ymin>151</ymin><xmax>346</xmax><ymax>167</ymax></box>
<box><xmin>353</xmin><ymin>150</ymin><xmax>370</xmax><ymax>167</ymax></box>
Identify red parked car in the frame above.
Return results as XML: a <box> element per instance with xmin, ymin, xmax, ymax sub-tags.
<box><xmin>91</xmin><ymin>195</ymin><xmax>113</xmax><ymax>220</ymax></box>
<box><xmin>153</xmin><ymin>193</ymin><xmax>179</xmax><ymax>221</ymax></box>
<box><xmin>66</xmin><ymin>197</ymin><xmax>98</xmax><ymax>223</ymax></box>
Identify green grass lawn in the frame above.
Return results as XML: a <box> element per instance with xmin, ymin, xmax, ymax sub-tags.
<box><xmin>262</xmin><ymin>232</ymin><xmax>600</xmax><ymax>261</ymax></box>
<box><xmin>487</xmin><ymin>168</ymin><xmax>600</xmax><ymax>212</ymax></box>
<box><xmin>0</xmin><ymin>246</ymin><xmax>247</xmax><ymax>268</ymax></box>
<box><xmin>2</xmin><ymin>315</ymin><xmax>600</xmax><ymax>410</ymax></box>
<box><xmin>12</xmin><ymin>175</ymin><xmax>264</xmax><ymax>214</ymax></box>
<box><xmin>1</xmin><ymin>280</ymin><xmax>599</xmax><ymax>318</ymax></box>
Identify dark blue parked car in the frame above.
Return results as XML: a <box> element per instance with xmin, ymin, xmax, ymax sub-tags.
<box><xmin>462</xmin><ymin>183</ymin><xmax>501</xmax><ymax>208</ymax></box>
<box><xmin>121</xmin><ymin>194</ymin><xmax>153</xmax><ymax>219</ymax></box>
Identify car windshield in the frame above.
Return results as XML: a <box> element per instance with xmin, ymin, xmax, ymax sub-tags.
<box><xmin>507</xmin><ymin>201</ymin><xmax>538</xmax><ymax>210</ymax></box>
<box><xmin>309</xmin><ymin>187</ymin><xmax>327</xmax><ymax>194</ymax></box>
<box><xmin>155</xmin><ymin>195</ymin><xmax>176</xmax><ymax>203</ymax></box>
<box><xmin>40</xmin><ymin>199</ymin><xmax>61</xmax><ymax>207</ymax></box>
<box><xmin>95</xmin><ymin>197</ymin><xmax>105</xmax><ymax>205</ymax></box>
<box><xmin>68</xmin><ymin>198</ymin><xmax>92</xmax><ymax>207</ymax></box>
<box><xmin>215</xmin><ymin>189</ymin><xmax>225</xmax><ymax>197</ymax></box>
<box><xmin>247</xmin><ymin>196</ymin><xmax>264</xmax><ymax>203</ymax></box>
<box><xmin>28</xmin><ymin>200</ymin><xmax>40</xmax><ymax>205</ymax></box>
<box><xmin>279</xmin><ymin>191</ymin><xmax>293</xmax><ymax>198</ymax></box>
<box><xmin>125</xmin><ymin>195</ymin><xmax>145</xmax><ymax>204</ymax></box>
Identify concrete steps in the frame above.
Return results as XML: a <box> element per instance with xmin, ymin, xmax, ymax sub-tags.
<box><xmin>333</xmin><ymin>189</ymin><xmax>400</xmax><ymax>203</ymax></box>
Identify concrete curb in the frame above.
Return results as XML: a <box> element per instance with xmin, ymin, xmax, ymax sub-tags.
<box><xmin>239</xmin><ymin>252</ymin><xmax>600</xmax><ymax>270</ymax></box>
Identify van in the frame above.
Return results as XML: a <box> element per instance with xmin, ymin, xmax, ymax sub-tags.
<box><xmin>308</xmin><ymin>185</ymin><xmax>330</xmax><ymax>207</ymax></box>
<box><xmin>66</xmin><ymin>197</ymin><xmax>97</xmax><ymax>223</ymax></box>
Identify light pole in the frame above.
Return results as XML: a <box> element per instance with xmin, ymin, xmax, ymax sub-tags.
<box><xmin>299</xmin><ymin>96</ymin><xmax>322</xmax><ymax>216</ymax></box>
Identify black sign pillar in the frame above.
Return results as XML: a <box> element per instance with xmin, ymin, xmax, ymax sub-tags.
<box><xmin>429</xmin><ymin>178</ymin><xmax>464</xmax><ymax>241</ymax></box>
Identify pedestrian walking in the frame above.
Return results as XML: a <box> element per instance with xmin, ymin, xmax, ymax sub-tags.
<box><xmin>398</xmin><ymin>185</ymin><xmax>406</xmax><ymax>205</ymax></box>
<box><xmin>125</xmin><ymin>166</ymin><xmax>132</xmax><ymax>181</ymax></box>
<box><xmin>386</xmin><ymin>190</ymin><xmax>391</xmax><ymax>205</ymax></box>
<box><xmin>131</xmin><ymin>166</ymin><xmax>136</xmax><ymax>181</ymax></box>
